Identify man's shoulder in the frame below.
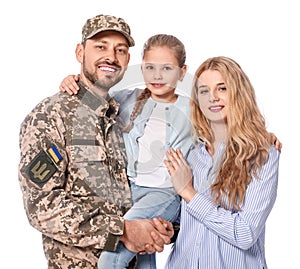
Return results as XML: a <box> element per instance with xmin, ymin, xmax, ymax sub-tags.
<box><xmin>34</xmin><ymin>92</ymin><xmax>77</xmax><ymax>110</ymax></box>
<box><xmin>20</xmin><ymin>92</ymin><xmax>76</xmax><ymax>125</ymax></box>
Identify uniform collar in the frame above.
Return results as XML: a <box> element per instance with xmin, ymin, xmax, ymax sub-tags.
<box><xmin>76</xmin><ymin>81</ymin><xmax>119</xmax><ymax>117</ymax></box>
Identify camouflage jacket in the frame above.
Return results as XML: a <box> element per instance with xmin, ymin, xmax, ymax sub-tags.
<box><xmin>18</xmin><ymin>83</ymin><xmax>132</xmax><ymax>268</ymax></box>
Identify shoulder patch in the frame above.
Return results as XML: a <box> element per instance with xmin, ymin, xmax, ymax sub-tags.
<box><xmin>25</xmin><ymin>150</ymin><xmax>58</xmax><ymax>187</ymax></box>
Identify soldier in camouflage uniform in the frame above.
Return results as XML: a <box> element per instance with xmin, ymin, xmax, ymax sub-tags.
<box><xmin>18</xmin><ymin>14</ymin><xmax>173</xmax><ymax>269</ymax></box>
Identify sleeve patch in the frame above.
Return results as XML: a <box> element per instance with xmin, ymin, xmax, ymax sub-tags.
<box><xmin>25</xmin><ymin>150</ymin><xmax>58</xmax><ymax>187</ymax></box>
<box><xmin>47</xmin><ymin>145</ymin><xmax>63</xmax><ymax>164</ymax></box>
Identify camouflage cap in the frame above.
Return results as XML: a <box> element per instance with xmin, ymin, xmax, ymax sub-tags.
<box><xmin>82</xmin><ymin>14</ymin><xmax>135</xmax><ymax>46</ymax></box>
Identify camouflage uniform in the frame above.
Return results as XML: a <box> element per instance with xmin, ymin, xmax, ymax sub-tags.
<box><xmin>18</xmin><ymin>82</ymin><xmax>132</xmax><ymax>268</ymax></box>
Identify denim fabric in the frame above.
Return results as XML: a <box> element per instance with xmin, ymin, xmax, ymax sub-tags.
<box><xmin>112</xmin><ymin>88</ymin><xmax>193</xmax><ymax>178</ymax></box>
<box><xmin>97</xmin><ymin>182</ymin><xmax>181</xmax><ymax>269</ymax></box>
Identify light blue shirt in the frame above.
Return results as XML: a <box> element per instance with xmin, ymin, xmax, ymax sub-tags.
<box><xmin>165</xmin><ymin>142</ymin><xmax>280</xmax><ymax>269</ymax></box>
<box><xmin>112</xmin><ymin>88</ymin><xmax>193</xmax><ymax>178</ymax></box>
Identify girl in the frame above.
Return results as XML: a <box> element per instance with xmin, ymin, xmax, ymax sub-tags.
<box><xmin>164</xmin><ymin>56</ymin><xmax>280</xmax><ymax>269</ymax></box>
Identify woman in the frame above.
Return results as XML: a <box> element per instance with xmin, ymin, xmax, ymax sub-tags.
<box><xmin>164</xmin><ymin>56</ymin><xmax>280</xmax><ymax>269</ymax></box>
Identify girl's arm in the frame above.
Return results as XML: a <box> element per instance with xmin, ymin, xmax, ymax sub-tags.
<box><xmin>60</xmin><ymin>74</ymin><xmax>80</xmax><ymax>95</ymax></box>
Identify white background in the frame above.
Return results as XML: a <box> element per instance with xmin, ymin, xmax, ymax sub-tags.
<box><xmin>1</xmin><ymin>0</ymin><xmax>299</xmax><ymax>268</ymax></box>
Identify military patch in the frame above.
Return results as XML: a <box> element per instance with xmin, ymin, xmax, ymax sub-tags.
<box><xmin>47</xmin><ymin>145</ymin><xmax>63</xmax><ymax>164</ymax></box>
<box><xmin>25</xmin><ymin>150</ymin><xmax>57</xmax><ymax>187</ymax></box>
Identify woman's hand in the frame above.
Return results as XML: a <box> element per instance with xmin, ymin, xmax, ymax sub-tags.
<box><xmin>164</xmin><ymin>148</ymin><xmax>197</xmax><ymax>202</ymax></box>
<box><xmin>59</xmin><ymin>74</ymin><xmax>80</xmax><ymax>95</ymax></box>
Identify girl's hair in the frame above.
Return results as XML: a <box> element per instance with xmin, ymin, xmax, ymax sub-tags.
<box><xmin>123</xmin><ymin>34</ymin><xmax>186</xmax><ymax>132</ymax></box>
<box><xmin>190</xmin><ymin>56</ymin><xmax>271</xmax><ymax>210</ymax></box>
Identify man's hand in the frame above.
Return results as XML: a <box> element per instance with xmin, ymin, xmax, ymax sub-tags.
<box><xmin>120</xmin><ymin>219</ymin><xmax>169</xmax><ymax>254</ymax></box>
<box><xmin>141</xmin><ymin>218</ymin><xmax>174</xmax><ymax>254</ymax></box>
<box><xmin>151</xmin><ymin>217</ymin><xmax>174</xmax><ymax>242</ymax></box>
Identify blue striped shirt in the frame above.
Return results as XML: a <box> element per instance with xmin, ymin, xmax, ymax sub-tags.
<box><xmin>165</xmin><ymin>142</ymin><xmax>280</xmax><ymax>269</ymax></box>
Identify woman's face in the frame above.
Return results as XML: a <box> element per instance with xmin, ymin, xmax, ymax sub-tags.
<box><xmin>196</xmin><ymin>69</ymin><xmax>228</xmax><ymax>123</ymax></box>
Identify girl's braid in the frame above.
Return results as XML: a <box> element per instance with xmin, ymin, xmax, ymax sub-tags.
<box><xmin>123</xmin><ymin>88</ymin><xmax>151</xmax><ymax>132</ymax></box>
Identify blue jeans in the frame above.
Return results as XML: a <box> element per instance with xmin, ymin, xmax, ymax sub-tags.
<box><xmin>97</xmin><ymin>182</ymin><xmax>181</xmax><ymax>269</ymax></box>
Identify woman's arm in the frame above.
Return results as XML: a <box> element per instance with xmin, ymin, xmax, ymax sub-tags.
<box><xmin>165</xmin><ymin>146</ymin><xmax>280</xmax><ymax>250</ymax></box>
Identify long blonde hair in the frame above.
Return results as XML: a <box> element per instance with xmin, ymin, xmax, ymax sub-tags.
<box><xmin>190</xmin><ymin>56</ymin><xmax>271</xmax><ymax>210</ymax></box>
<box><xmin>123</xmin><ymin>34</ymin><xmax>186</xmax><ymax>132</ymax></box>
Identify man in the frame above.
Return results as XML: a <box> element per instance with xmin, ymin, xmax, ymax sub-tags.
<box><xmin>18</xmin><ymin>14</ymin><xmax>173</xmax><ymax>269</ymax></box>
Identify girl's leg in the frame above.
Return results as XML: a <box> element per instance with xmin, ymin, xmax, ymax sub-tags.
<box><xmin>97</xmin><ymin>183</ymin><xmax>180</xmax><ymax>269</ymax></box>
<box><xmin>136</xmin><ymin>253</ymin><xmax>156</xmax><ymax>269</ymax></box>
<box><xmin>97</xmin><ymin>241</ymin><xmax>136</xmax><ymax>269</ymax></box>
<box><xmin>123</xmin><ymin>183</ymin><xmax>180</xmax><ymax>269</ymax></box>
<box><xmin>126</xmin><ymin>183</ymin><xmax>181</xmax><ymax>222</ymax></box>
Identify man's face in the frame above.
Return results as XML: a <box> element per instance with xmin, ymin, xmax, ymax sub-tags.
<box><xmin>76</xmin><ymin>31</ymin><xmax>130</xmax><ymax>95</ymax></box>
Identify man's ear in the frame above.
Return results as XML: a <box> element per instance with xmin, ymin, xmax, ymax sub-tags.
<box><xmin>127</xmin><ymin>53</ymin><xmax>131</xmax><ymax>64</ymax></box>
<box><xmin>75</xmin><ymin>43</ymin><xmax>84</xmax><ymax>64</ymax></box>
<box><xmin>125</xmin><ymin>53</ymin><xmax>131</xmax><ymax>70</ymax></box>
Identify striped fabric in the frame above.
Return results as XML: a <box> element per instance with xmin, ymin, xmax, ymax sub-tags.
<box><xmin>165</xmin><ymin>143</ymin><xmax>280</xmax><ymax>269</ymax></box>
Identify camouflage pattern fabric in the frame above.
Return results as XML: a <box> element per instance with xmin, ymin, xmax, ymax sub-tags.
<box><xmin>81</xmin><ymin>14</ymin><xmax>135</xmax><ymax>47</ymax></box>
<box><xmin>18</xmin><ymin>82</ymin><xmax>133</xmax><ymax>268</ymax></box>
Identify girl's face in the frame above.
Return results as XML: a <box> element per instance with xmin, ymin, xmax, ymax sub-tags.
<box><xmin>196</xmin><ymin>69</ymin><xmax>228</xmax><ymax>123</ymax></box>
<box><xmin>141</xmin><ymin>46</ymin><xmax>186</xmax><ymax>102</ymax></box>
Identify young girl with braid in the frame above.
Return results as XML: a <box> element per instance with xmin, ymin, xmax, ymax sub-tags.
<box><xmin>60</xmin><ymin>34</ymin><xmax>193</xmax><ymax>269</ymax></box>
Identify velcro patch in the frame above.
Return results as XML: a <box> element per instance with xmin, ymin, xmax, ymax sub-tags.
<box><xmin>25</xmin><ymin>150</ymin><xmax>57</xmax><ymax>187</ymax></box>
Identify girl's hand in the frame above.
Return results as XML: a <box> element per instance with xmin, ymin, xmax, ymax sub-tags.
<box><xmin>164</xmin><ymin>148</ymin><xmax>197</xmax><ymax>202</ymax></box>
<box><xmin>59</xmin><ymin>74</ymin><xmax>80</xmax><ymax>95</ymax></box>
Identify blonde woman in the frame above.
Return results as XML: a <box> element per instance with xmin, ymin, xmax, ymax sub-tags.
<box><xmin>165</xmin><ymin>56</ymin><xmax>280</xmax><ymax>269</ymax></box>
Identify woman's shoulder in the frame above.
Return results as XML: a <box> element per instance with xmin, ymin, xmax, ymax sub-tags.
<box><xmin>267</xmin><ymin>145</ymin><xmax>281</xmax><ymax>162</ymax></box>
